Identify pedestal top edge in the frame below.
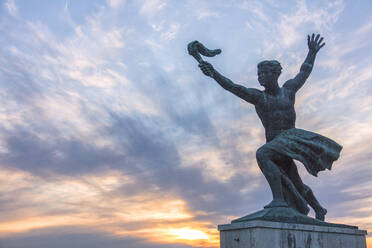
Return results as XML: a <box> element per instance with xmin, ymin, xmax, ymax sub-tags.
<box><xmin>217</xmin><ymin>220</ymin><xmax>367</xmax><ymax>235</ymax></box>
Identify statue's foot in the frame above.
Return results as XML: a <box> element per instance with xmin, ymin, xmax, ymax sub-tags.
<box><xmin>264</xmin><ymin>199</ymin><xmax>288</xmax><ymax>209</ymax></box>
<box><xmin>315</xmin><ymin>207</ymin><xmax>327</xmax><ymax>221</ymax></box>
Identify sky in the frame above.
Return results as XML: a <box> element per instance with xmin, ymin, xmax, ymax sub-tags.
<box><xmin>0</xmin><ymin>0</ymin><xmax>371</xmax><ymax>247</ymax></box>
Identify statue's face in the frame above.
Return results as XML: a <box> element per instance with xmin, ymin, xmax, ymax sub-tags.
<box><xmin>257</xmin><ymin>66</ymin><xmax>277</xmax><ymax>87</ymax></box>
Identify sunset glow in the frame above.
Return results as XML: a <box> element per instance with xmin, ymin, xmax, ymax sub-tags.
<box><xmin>169</xmin><ymin>228</ymin><xmax>209</xmax><ymax>240</ymax></box>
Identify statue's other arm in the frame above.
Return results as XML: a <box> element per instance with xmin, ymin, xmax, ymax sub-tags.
<box><xmin>199</xmin><ymin>61</ymin><xmax>262</xmax><ymax>105</ymax></box>
<box><xmin>283</xmin><ymin>34</ymin><xmax>325</xmax><ymax>93</ymax></box>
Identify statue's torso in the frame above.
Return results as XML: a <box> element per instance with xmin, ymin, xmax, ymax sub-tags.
<box><xmin>255</xmin><ymin>87</ymin><xmax>296</xmax><ymax>142</ymax></box>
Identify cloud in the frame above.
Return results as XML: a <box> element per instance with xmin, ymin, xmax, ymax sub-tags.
<box><xmin>197</xmin><ymin>10</ymin><xmax>221</xmax><ymax>20</ymax></box>
<box><xmin>355</xmin><ymin>20</ymin><xmax>372</xmax><ymax>35</ymax></box>
<box><xmin>0</xmin><ymin>165</ymin><xmax>220</xmax><ymax>247</ymax></box>
<box><xmin>276</xmin><ymin>0</ymin><xmax>344</xmax><ymax>47</ymax></box>
<box><xmin>161</xmin><ymin>23</ymin><xmax>180</xmax><ymax>40</ymax></box>
<box><xmin>139</xmin><ymin>0</ymin><xmax>167</xmax><ymax>17</ymax></box>
<box><xmin>4</xmin><ymin>0</ymin><xmax>17</xmax><ymax>16</ymax></box>
<box><xmin>107</xmin><ymin>0</ymin><xmax>126</xmax><ymax>9</ymax></box>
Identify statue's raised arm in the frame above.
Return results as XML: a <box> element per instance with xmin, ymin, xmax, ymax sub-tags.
<box><xmin>283</xmin><ymin>33</ymin><xmax>325</xmax><ymax>93</ymax></box>
<box><xmin>188</xmin><ymin>41</ymin><xmax>262</xmax><ymax>105</ymax></box>
<box><xmin>199</xmin><ymin>62</ymin><xmax>262</xmax><ymax>105</ymax></box>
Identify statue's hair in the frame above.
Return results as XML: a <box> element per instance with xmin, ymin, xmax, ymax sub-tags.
<box><xmin>257</xmin><ymin>60</ymin><xmax>282</xmax><ymax>75</ymax></box>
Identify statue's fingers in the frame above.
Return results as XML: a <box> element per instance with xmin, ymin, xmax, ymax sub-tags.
<box><xmin>199</xmin><ymin>63</ymin><xmax>208</xmax><ymax>70</ymax></box>
<box><xmin>318</xmin><ymin>37</ymin><xmax>324</xmax><ymax>45</ymax></box>
<box><xmin>311</xmin><ymin>33</ymin><xmax>315</xmax><ymax>42</ymax></box>
<box><xmin>202</xmin><ymin>61</ymin><xmax>211</xmax><ymax>67</ymax></box>
<box><xmin>307</xmin><ymin>35</ymin><xmax>310</xmax><ymax>46</ymax></box>
<box><xmin>317</xmin><ymin>42</ymin><xmax>325</xmax><ymax>51</ymax></box>
<box><xmin>315</xmin><ymin>34</ymin><xmax>320</xmax><ymax>42</ymax></box>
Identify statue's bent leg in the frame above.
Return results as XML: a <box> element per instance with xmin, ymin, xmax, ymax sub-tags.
<box><xmin>256</xmin><ymin>145</ymin><xmax>288</xmax><ymax>208</ymax></box>
<box><xmin>285</xmin><ymin>159</ymin><xmax>327</xmax><ymax>221</ymax></box>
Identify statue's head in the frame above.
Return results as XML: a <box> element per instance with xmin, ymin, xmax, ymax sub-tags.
<box><xmin>257</xmin><ymin>60</ymin><xmax>282</xmax><ymax>87</ymax></box>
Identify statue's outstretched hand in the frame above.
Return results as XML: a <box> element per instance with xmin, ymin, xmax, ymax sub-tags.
<box><xmin>199</xmin><ymin>61</ymin><xmax>215</xmax><ymax>77</ymax></box>
<box><xmin>307</xmin><ymin>33</ymin><xmax>325</xmax><ymax>53</ymax></box>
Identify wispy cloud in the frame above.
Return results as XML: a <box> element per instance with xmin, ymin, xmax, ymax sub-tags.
<box><xmin>139</xmin><ymin>0</ymin><xmax>167</xmax><ymax>17</ymax></box>
<box><xmin>107</xmin><ymin>0</ymin><xmax>126</xmax><ymax>9</ymax></box>
<box><xmin>197</xmin><ymin>10</ymin><xmax>221</xmax><ymax>20</ymax></box>
<box><xmin>4</xmin><ymin>0</ymin><xmax>17</xmax><ymax>16</ymax></box>
<box><xmin>276</xmin><ymin>0</ymin><xmax>344</xmax><ymax>47</ymax></box>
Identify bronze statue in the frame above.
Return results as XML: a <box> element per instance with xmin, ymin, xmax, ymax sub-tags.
<box><xmin>189</xmin><ymin>34</ymin><xmax>342</xmax><ymax>221</ymax></box>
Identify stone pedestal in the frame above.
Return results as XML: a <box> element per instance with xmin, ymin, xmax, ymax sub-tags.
<box><xmin>218</xmin><ymin>220</ymin><xmax>367</xmax><ymax>248</ymax></box>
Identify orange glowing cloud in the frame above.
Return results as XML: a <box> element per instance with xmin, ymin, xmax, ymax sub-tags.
<box><xmin>0</xmin><ymin>167</ymin><xmax>219</xmax><ymax>247</ymax></box>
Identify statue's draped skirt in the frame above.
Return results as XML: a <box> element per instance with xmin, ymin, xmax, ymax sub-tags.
<box><xmin>265</xmin><ymin>128</ymin><xmax>342</xmax><ymax>176</ymax></box>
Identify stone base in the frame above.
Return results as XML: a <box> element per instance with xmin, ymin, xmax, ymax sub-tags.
<box><xmin>218</xmin><ymin>220</ymin><xmax>367</xmax><ymax>248</ymax></box>
<box><xmin>231</xmin><ymin>206</ymin><xmax>356</xmax><ymax>229</ymax></box>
